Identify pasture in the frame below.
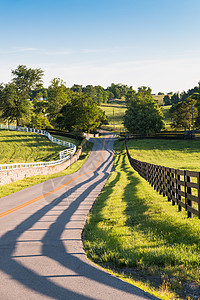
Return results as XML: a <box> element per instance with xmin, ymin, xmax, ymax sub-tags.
<box><xmin>161</xmin><ymin>105</ymin><xmax>172</xmax><ymax>129</ymax></box>
<box><xmin>0</xmin><ymin>129</ymin><xmax>79</xmax><ymax>164</ymax></box>
<box><xmin>0</xmin><ymin>130</ymin><xmax>92</xmax><ymax>198</ymax></box>
<box><xmin>100</xmin><ymin>100</ymin><xmax>126</xmax><ymax>131</ymax></box>
<box><xmin>100</xmin><ymin>100</ymin><xmax>171</xmax><ymax>132</ymax></box>
<box><xmin>83</xmin><ymin>138</ymin><xmax>200</xmax><ymax>299</ymax></box>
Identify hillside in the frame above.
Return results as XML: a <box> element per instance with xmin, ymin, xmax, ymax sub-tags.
<box><xmin>0</xmin><ymin>130</ymin><xmax>78</xmax><ymax>164</ymax></box>
<box><xmin>100</xmin><ymin>99</ymin><xmax>126</xmax><ymax>131</ymax></box>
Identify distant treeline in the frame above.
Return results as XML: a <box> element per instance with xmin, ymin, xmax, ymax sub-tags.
<box><xmin>163</xmin><ymin>82</ymin><xmax>200</xmax><ymax>106</ymax></box>
<box><xmin>1</xmin><ymin>65</ymin><xmax>200</xmax><ymax>134</ymax></box>
<box><xmin>30</xmin><ymin>82</ymin><xmax>135</xmax><ymax>104</ymax></box>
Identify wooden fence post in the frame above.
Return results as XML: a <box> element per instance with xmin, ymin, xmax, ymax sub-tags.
<box><xmin>186</xmin><ymin>173</ymin><xmax>192</xmax><ymax>218</ymax></box>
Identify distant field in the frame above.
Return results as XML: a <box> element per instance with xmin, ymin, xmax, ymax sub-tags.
<box><xmin>100</xmin><ymin>99</ymin><xmax>126</xmax><ymax>131</ymax></box>
<box><xmin>100</xmin><ymin>98</ymin><xmax>172</xmax><ymax>132</ymax></box>
<box><xmin>0</xmin><ymin>130</ymin><xmax>77</xmax><ymax>164</ymax></box>
<box><xmin>161</xmin><ymin>105</ymin><xmax>172</xmax><ymax>129</ymax></box>
<box><xmin>152</xmin><ymin>95</ymin><xmax>164</xmax><ymax>105</ymax></box>
<box><xmin>127</xmin><ymin>138</ymin><xmax>200</xmax><ymax>171</ymax></box>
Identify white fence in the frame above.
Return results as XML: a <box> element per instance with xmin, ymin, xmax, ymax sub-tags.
<box><xmin>0</xmin><ymin>124</ymin><xmax>76</xmax><ymax>171</ymax></box>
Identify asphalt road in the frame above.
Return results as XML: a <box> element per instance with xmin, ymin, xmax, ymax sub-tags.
<box><xmin>0</xmin><ymin>133</ymin><xmax>160</xmax><ymax>300</ymax></box>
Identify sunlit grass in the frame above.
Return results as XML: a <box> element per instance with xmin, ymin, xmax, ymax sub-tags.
<box><xmin>100</xmin><ymin>101</ymin><xmax>126</xmax><ymax>131</ymax></box>
<box><xmin>127</xmin><ymin>138</ymin><xmax>200</xmax><ymax>171</ymax></box>
<box><xmin>0</xmin><ymin>129</ymin><xmax>78</xmax><ymax>164</ymax></box>
<box><xmin>0</xmin><ymin>140</ymin><xmax>93</xmax><ymax>198</ymax></box>
<box><xmin>84</xmin><ymin>139</ymin><xmax>200</xmax><ymax>299</ymax></box>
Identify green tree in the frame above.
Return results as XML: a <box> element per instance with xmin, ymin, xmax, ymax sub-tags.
<box><xmin>193</xmin><ymin>93</ymin><xmax>200</xmax><ymax>128</ymax></box>
<box><xmin>71</xmin><ymin>84</ymin><xmax>83</xmax><ymax>93</ymax></box>
<box><xmin>12</xmin><ymin>65</ymin><xmax>44</xmax><ymax>100</ymax></box>
<box><xmin>55</xmin><ymin>94</ymin><xmax>107</xmax><ymax>132</ymax></box>
<box><xmin>124</xmin><ymin>90</ymin><xmax>165</xmax><ymax>136</ymax></box>
<box><xmin>125</xmin><ymin>89</ymin><xmax>136</xmax><ymax>106</ymax></box>
<box><xmin>170</xmin><ymin>92</ymin><xmax>180</xmax><ymax>104</ymax></box>
<box><xmin>32</xmin><ymin>92</ymin><xmax>48</xmax><ymax>114</ymax></box>
<box><xmin>169</xmin><ymin>97</ymin><xmax>197</xmax><ymax>130</ymax></box>
<box><xmin>0</xmin><ymin>82</ymin><xmax>31</xmax><ymax>125</ymax></box>
<box><xmin>163</xmin><ymin>95</ymin><xmax>171</xmax><ymax>106</ymax></box>
<box><xmin>26</xmin><ymin>112</ymin><xmax>52</xmax><ymax>129</ymax></box>
<box><xmin>0</xmin><ymin>65</ymin><xmax>44</xmax><ymax>125</ymax></box>
<box><xmin>137</xmin><ymin>86</ymin><xmax>152</xmax><ymax>96</ymax></box>
<box><xmin>107</xmin><ymin>83</ymin><xmax>129</xmax><ymax>99</ymax></box>
<box><xmin>47</xmin><ymin>78</ymin><xmax>71</xmax><ymax>123</ymax></box>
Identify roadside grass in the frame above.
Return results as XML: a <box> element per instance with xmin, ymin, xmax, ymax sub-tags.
<box><xmin>83</xmin><ymin>139</ymin><xmax>200</xmax><ymax>299</ymax></box>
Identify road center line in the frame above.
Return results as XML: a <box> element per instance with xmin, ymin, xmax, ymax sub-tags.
<box><xmin>0</xmin><ymin>139</ymin><xmax>105</xmax><ymax>218</ymax></box>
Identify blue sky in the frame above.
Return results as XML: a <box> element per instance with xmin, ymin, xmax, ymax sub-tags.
<box><xmin>0</xmin><ymin>0</ymin><xmax>200</xmax><ymax>93</ymax></box>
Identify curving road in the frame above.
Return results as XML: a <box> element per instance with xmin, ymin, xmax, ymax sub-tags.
<box><xmin>0</xmin><ymin>133</ymin><xmax>159</xmax><ymax>300</ymax></box>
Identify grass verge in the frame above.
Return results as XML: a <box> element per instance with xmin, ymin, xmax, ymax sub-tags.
<box><xmin>83</xmin><ymin>139</ymin><xmax>200</xmax><ymax>300</ymax></box>
<box><xmin>0</xmin><ymin>141</ymin><xmax>93</xmax><ymax>198</ymax></box>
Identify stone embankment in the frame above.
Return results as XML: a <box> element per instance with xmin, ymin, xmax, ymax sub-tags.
<box><xmin>0</xmin><ymin>140</ymin><xmax>88</xmax><ymax>186</ymax></box>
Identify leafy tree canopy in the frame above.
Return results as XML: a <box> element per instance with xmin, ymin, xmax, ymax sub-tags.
<box><xmin>124</xmin><ymin>90</ymin><xmax>165</xmax><ymax>136</ymax></box>
<box><xmin>12</xmin><ymin>65</ymin><xmax>44</xmax><ymax>99</ymax></box>
<box><xmin>0</xmin><ymin>65</ymin><xmax>44</xmax><ymax>125</ymax></box>
<box><xmin>47</xmin><ymin>78</ymin><xmax>72</xmax><ymax>123</ymax></box>
<box><xmin>55</xmin><ymin>94</ymin><xmax>108</xmax><ymax>132</ymax></box>
<box><xmin>169</xmin><ymin>97</ymin><xmax>197</xmax><ymax>130</ymax></box>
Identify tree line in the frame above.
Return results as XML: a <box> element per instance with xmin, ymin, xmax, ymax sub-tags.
<box><xmin>0</xmin><ymin>65</ymin><xmax>112</xmax><ymax>133</ymax></box>
<box><xmin>0</xmin><ymin>65</ymin><xmax>139</xmax><ymax>133</ymax></box>
<box><xmin>165</xmin><ymin>83</ymin><xmax>200</xmax><ymax>131</ymax></box>
<box><xmin>0</xmin><ymin>65</ymin><xmax>199</xmax><ymax>135</ymax></box>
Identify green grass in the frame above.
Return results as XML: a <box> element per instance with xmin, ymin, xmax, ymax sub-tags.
<box><xmin>100</xmin><ymin>100</ymin><xmax>127</xmax><ymax>131</ymax></box>
<box><xmin>0</xmin><ymin>129</ymin><xmax>74</xmax><ymax>163</ymax></box>
<box><xmin>52</xmin><ymin>134</ymin><xmax>81</xmax><ymax>147</ymax></box>
<box><xmin>0</xmin><ymin>140</ymin><xmax>93</xmax><ymax>198</ymax></box>
<box><xmin>127</xmin><ymin>138</ymin><xmax>200</xmax><ymax>171</ymax></box>
<box><xmin>161</xmin><ymin>105</ymin><xmax>172</xmax><ymax>130</ymax></box>
<box><xmin>100</xmin><ymin>100</ymin><xmax>172</xmax><ymax>132</ymax></box>
<box><xmin>83</xmin><ymin>139</ymin><xmax>200</xmax><ymax>299</ymax></box>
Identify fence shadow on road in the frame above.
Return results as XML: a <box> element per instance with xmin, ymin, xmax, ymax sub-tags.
<box><xmin>0</xmin><ymin>138</ymin><xmax>159</xmax><ymax>299</ymax></box>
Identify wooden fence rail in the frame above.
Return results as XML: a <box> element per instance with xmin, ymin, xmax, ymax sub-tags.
<box><xmin>126</xmin><ymin>142</ymin><xmax>200</xmax><ymax>219</ymax></box>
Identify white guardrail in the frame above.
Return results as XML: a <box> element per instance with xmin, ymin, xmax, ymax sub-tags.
<box><xmin>0</xmin><ymin>124</ymin><xmax>76</xmax><ymax>171</ymax></box>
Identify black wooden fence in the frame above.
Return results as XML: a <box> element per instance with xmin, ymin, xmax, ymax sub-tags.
<box><xmin>126</xmin><ymin>142</ymin><xmax>200</xmax><ymax>219</ymax></box>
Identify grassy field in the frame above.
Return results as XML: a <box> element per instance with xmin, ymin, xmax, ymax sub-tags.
<box><xmin>127</xmin><ymin>138</ymin><xmax>200</xmax><ymax>171</ymax></box>
<box><xmin>161</xmin><ymin>105</ymin><xmax>172</xmax><ymax>130</ymax></box>
<box><xmin>0</xmin><ymin>137</ymin><xmax>93</xmax><ymax>198</ymax></box>
<box><xmin>83</xmin><ymin>139</ymin><xmax>200</xmax><ymax>299</ymax></box>
<box><xmin>100</xmin><ymin>100</ymin><xmax>172</xmax><ymax>132</ymax></box>
<box><xmin>100</xmin><ymin>100</ymin><xmax>126</xmax><ymax>131</ymax></box>
<box><xmin>152</xmin><ymin>95</ymin><xmax>165</xmax><ymax>105</ymax></box>
<box><xmin>0</xmin><ymin>130</ymin><xmax>80</xmax><ymax>164</ymax></box>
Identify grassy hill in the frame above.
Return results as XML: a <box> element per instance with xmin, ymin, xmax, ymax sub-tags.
<box><xmin>160</xmin><ymin>105</ymin><xmax>172</xmax><ymax>130</ymax></box>
<box><xmin>100</xmin><ymin>98</ymin><xmax>172</xmax><ymax>132</ymax></box>
<box><xmin>152</xmin><ymin>94</ymin><xmax>165</xmax><ymax>105</ymax></box>
<box><xmin>100</xmin><ymin>99</ymin><xmax>127</xmax><ymax>131</ymax></box>
<box><xmin>0</xmin><ymin>130</ymin><xmax>79</xmax><ymax>164</ymax></box>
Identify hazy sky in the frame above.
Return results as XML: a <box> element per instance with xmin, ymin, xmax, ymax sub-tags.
<box><xmin>0</xmin><ymin>0</ymin><xmax>200</xmax><ymax>93</ymax></box>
